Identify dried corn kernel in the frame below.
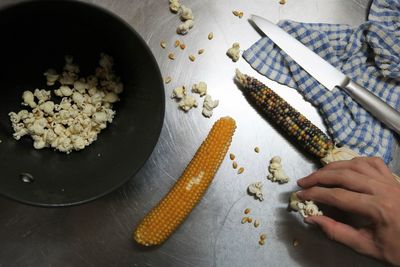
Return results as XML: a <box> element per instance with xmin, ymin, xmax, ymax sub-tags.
<box><xmin>164</xmin><ymin>76</ymin><xmax>172</xmax><ymax>84</ymax></box>
<box><xmin>232</xmin><ymin>161</ymin><xmax>238</xmax><ymax>169</ymax></box>
<box><xmin>244</xmin><ymin>208</ymin><xmax>251</xmax><ymax>214</ymax></box>
<box><xmin>198</xmin><ymin>49</ymin><xmax>205</xmax><ymax>55</ymax></box>
<box><xmin>168</xmin><ymin>53</ymin><xmax>175</xmax><ymax>60</ymax></box>
<box><xmin>160</xmin><ymin>41</ymin><xmax>167</xmax><ymax>49</ymax></box>
<box><xmin>174</xmin><ymin>40</ymin><xmax>180</xmax><ymax>47</ymax></box>
<box><xmin>208</xmin><ymin>32</ymin><xmax>214</xmax><ymax>40</ymax></box>
<box><xmin>235</xmin><ymin>69</ymin><xmax>334</xmax><ymax>158</ymax></box>
<box><xmin>237</xmin><ymin>167</ymin><xmax>244</xmax><ymax>174</ymax></box>
<box><xmin>229</xmin><ymin>153</ymin><xmax>235</xmax><ymax>160</ymax></box>
<box><xmin>260</xmin><ymin>234</ymin><xmax>267</xmax><ymax>240</ymax></box>
<box><xmin>189</xmin><ymin>55</ymin><xmax>196</xmax><ymax>62</ymax></box>
<box><xmin>254</xmin><ymin>220</ymin><xmax>260</xmax><ymax>228</ymax></box>
<box><xmin>133</xmin><ymin>117</ymin><xmax>236</xmax><ymax>246</ymax></box>
<box><xmin>254</xmin><ymin>147</ymin><xmax>260</xmax><ymax>153</ymax></box>
<box><xmin>241</xmin><ymin>217</ymin><xmax>248</xmax><ymax>224</ymax></box>
<box><xmin>279</xmin><ymin>0</ymin><xmax>286</xmax><ymax>4</ymax></box>
<box><xmin>259</xmin><ymin>239</ymin><xmax>265</xmax><ymax>246</ymax></box>
<box><xmin>232</xmin><ymin>11</ymin><xmax>244</xmax><ymax>18</ymax></box>
<box><xmin>180</xmin><ymin>43</ymin><xmax>186</xmax><ymax>50</ymax></box>
<box><xmin>247</xmin><ymin>217</ymin><xmax>253</xmax><ymax>223</ymax></box>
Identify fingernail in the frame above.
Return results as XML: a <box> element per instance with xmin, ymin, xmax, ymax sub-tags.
<box><xmin>297</xmin><ymin>177</ymin><xmax>305</xmax><ymax>186</ymax></box>
<box><xmin>295</xmin><ymin>190</ymin><xmax>303</xmax><ymax>199</ymax></box>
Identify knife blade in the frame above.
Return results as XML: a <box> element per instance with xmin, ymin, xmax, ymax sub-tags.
<box><xmin>250</xmin><ymin>15</ymin><xmax>400</xmax><ymax>135</ymax></box>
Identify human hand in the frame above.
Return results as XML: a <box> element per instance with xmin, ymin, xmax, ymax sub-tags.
<box><xmin>296</xmin><ymin>157</ymin><xmax>400</xmax><ymax>266</ymax></box>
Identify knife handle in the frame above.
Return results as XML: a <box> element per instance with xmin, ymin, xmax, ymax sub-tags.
<box><xmin>338</xmin><ymin>81</ymin><xmax>400</xmax><ymax>135</ymax></box>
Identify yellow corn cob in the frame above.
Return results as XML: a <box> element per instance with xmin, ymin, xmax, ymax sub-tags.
<box><xmin>133</xmin><ymin>116</ymin><xmax>236</xmax><ymax>246</ymax></box>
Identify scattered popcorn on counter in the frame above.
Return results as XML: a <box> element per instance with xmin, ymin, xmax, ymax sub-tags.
<box><xmin>8</xmin><ymin>53</ymin><xmax>123</xmax><ymax>154</ymax></box>
<box><xmin>267</xmin><ymin>156</ymin><xmax>289</xmax><ymax>184</ymax></box>
<box><xmin>192</xmin><ymin>82</ymin><xmax>207</xmax><ymax>96</ymax></box>
<box><xmin>227</xmin><ymin>42</ymin><xmax>241</xmax><ymax>62</ymax></box>
<box><xmin>177</xmin><ymin>19</ymin><xmax>194</xmax><ymax>35</ymax></box>
<box><xmin>169</xmin><ymin>0</ymin><xmax>181</xmax><ymax>13</ymax></box>
<box><xmin>174</xmin><ymin>3</ymin><xmax>195</xmax><ymax>35</ymax></box>
<box><xmin>179</xmin><ymin>95</ymin><xmax>197</xmax><ymax>111</ymax></box>
<box><xmin>247</xmin><ymin>181</ymin><xmax>264</xmax><ymax>201</ymax></box>
<box><xmin>289</xmin><ymin>192</ymin><xmax>301</xmax><ymax>211</ymax></box>
<box><xmin>289</xmin><ymin>192</ymin><xmax>323</xmax><ymax>218</ymax></box>
<box><xmin>179</xmin><ymin>5</ymin><xmax>194</xmax><ymax>20</ymax></box>
<box><xmin>202</xmin><ymin>95</ymin><xmax>219</xmax><ymax>118</ymax></box>
<box><xmin>298</xmin><ymin>201</ymin><xmax>323</xmax><ymax>218</ymax></box>
<box><xmin>171</xmin><ymin>86</ymin><xmax>187</xmax><ymax>99</ymax></box>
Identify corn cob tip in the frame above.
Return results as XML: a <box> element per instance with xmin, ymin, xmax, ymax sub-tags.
<box><xmin>235</xmin><ymin>69</ymin><xmax>247</xmax><ymax>85</ymax></box>
<box><xmin>219</xmin><ymin>116</ymin><xmax>236</xmax><ymax>125</ymax></box>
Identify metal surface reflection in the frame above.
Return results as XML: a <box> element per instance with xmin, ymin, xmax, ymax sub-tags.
<box><xmin>0</xmin><ymin>0</ymin><xmax>387</xmax><ymax>266</ymax></box>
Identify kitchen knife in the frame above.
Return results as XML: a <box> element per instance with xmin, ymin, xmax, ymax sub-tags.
<box><xmin>250</xmin><ymin>15</ymin><xmax>400</xmax><ymax>135</ymax></box>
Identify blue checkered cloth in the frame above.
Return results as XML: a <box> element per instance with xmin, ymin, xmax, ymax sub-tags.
<box><xmin>243</xmin><ymin>0</ymin><xmax>400</xmax><ymax>164</ymax></box>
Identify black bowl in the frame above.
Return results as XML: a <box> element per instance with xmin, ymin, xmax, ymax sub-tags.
<box><xmin>0</xmin><ymin>0</ymin><xmax>165</xmax><ymax>206</ymax></box>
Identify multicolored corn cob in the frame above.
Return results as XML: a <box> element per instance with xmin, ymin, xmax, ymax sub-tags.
<box><xmin>235</xmin><ymin>69</ymin><xmax>334</xmax><ymax>158</ymax></box>
<box><xmin>133</xmin><ymin>116</ymin><xmax>236</xmax><ymax>246</ymax></box>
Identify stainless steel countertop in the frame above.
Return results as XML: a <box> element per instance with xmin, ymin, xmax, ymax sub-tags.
<box><xmin>0</xmin><ymin>0</ymin><xmax>387</xmax><ymax>266</ymax></box>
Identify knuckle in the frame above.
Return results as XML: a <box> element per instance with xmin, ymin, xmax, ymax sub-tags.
<box><xmin>323</xmin><ymin>161</ymin><xmax>340</xmax><ymax>169</ymax></box>
<box><xmin>369</xmin><ymin>156</ymin><xmax>385</xmax><ymax>166</ymax></box>
<box><xmin>349</xmin><ymin>158</ymin><xmax>369</xmax><ymax>172</ymax></box>
<box><xmin>330</xmin><ymin>188</ymin><xmax>345</xmax><ymax>202</ymax></box>
<box><xmin>377</xmin><ymin>197</ymin><xmax>394</xmax><ymax>215</ymax></box>
<box><xmin>369</xmin><ymin>157</ymin><xmax>390</xmax><ymax>174</ymax></box>
<box><xmin>364</xmin><ymin>178</ymin><xmax>378</xmax><ymax>194</ymax></box>
<box><xmin>393</xmin><ymin>185</ymin><xmax>400</xmax><ymax>196</ymax></box>
<box><xmin>333</xmin><ymin>169</ymin><xmax>349</xmax><ymax>181</ymax></box>
<box><xmin>371</xmin><ymin>198</ymin><xmax>392</xmax><ymax>223</ymax></box>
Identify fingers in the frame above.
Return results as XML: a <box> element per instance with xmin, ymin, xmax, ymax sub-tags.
<box><xmin>297</xmin><ymin>168</ymin><xmax>377</xmax><ymax>194</ymax></box>
<box><xmin>304</xmin><ymin>216</ymin><xmax>381</xmax><ymax>260</ymax></box>
<box><xmin>298</xmin><ymin>157</ymin><xmax>397</xmax><ymax>193</ymax></box>
<box><xmin>296</xmin><ymin>187</ymin><xmax>378</xmax><ymax>220</ymax></box>
<box><xmin>323</xmin><ymin>158</ymin><xmax>383</xmax><ymax>178</ymax></box>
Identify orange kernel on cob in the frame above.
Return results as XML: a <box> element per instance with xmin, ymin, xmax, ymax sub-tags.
<box><xmin>133</xmin><ymin>117</ymin><xmax>236</xmax><ymax>246</ymax></box>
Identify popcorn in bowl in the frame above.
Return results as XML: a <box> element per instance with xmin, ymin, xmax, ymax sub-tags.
<box><xmin>9</xmin><ymin>53</ymin><xmax>124</xmax><ymax>154</ymax></box>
